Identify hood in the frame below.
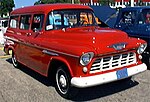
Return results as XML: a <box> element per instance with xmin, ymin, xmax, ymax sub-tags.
<box><xmin>49</xmin><ymin>26</ymin><xmax>139</xmax><ymax>56</ymax></box>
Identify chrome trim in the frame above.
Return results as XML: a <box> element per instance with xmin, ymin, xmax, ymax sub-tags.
<box><xmin>90</xmin><ymin>52</ymin><xmax>136</xmax><ymax>73</ymax></box>
<box><xmin>5</xmin><ymin>36</ymin><xmax>79</xmax><ymax>58</ymax></box>
<box><xmin>47</xmin><ymin>48</ymin><xmax>79</xmax><ymax>58</ymax></box>
<box><xmin>108</xmin><ymin>42</ymin><xmax>127</xmax><ymax>50</ymax></box>
<box><xmin>5</xmin><ymin>36</ymin><xmax>19</xmax><ymax>42</ymax></box>
<box><xmin>7</xmin><ymin>30</ymin><xmax>14</xmax><ymax>34</ymax></box>
<box><xmin>71</xmin><ymin>63</ymin><xmax>147</xmax><ymax>88</ymax></box>
<box><xmin>42</xmin><ymin>50</ymin><xmax>58</xmax><ymax>56</ymax></box>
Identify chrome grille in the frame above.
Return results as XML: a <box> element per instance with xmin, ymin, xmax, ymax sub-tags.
<box><xmin>90</xmin><ymin>52</ymin><xmax>136</xmax><ymax>73</ymax></box>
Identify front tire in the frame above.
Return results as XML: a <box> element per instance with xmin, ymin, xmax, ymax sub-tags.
<box><xmin>55</xmin><ymin>66</ymin><xmax>78</xmax><ymax>99</ymax></box>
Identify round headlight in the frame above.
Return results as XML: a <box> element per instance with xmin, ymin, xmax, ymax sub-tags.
<box><xmin>80</xmin><ymin>52</ymin><xmax>94</xmax><ymax>66</ymax></box>
<box><xmin>137</xmin><ymin>43</ymin><xmax>147</xmax><ymax>54</ymax></box>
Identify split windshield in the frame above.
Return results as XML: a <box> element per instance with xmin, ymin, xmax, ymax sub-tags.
<box><xmin>46</xmin><ymin>9</ymin><xmax>97</xmax><ymax>30</ymax></box>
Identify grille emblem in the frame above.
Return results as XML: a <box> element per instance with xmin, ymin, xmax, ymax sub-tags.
<box><xmin>108</xmin><ymin>43</ymin><xmax>127</xmax><ymax>50</ymax></box>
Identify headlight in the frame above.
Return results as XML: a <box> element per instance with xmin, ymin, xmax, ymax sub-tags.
<box><xmin>80</xmin><ymin>52</ymin><xmax>94</xmax><ymax>66</ymax></box>
<box><xmin>137</xmin><ymin>43</ymin><xmax>147</xmax><ymax>54</ymax></box>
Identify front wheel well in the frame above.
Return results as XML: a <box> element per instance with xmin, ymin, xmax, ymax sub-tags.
<box><xmin>47</xmin><ymin>59</ymin><xmax>71</xmax><ymax>80</ymax></box>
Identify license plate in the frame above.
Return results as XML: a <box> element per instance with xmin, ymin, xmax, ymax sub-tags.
<box><xmin>116</xmin><ymin>68</ymin><xmax>128</xmax><ymax>79</ymax></box>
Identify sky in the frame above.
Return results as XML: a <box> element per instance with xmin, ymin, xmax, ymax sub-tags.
<box><xmin>14</xmin><ymin>0</ymin><xmax>38</xmax><ymax>9</ymax></box>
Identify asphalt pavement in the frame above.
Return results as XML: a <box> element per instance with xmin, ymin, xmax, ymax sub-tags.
<box><xmin>0</xmin><ymin>44</ymin><xmax>150</xmax><ymax>102</ymax></box>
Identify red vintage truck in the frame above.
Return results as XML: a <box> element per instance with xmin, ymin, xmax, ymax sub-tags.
<box><xmin>4</xmin><ymin>4</ymin><xmax>147</xmax><ymax>98</ymax></box>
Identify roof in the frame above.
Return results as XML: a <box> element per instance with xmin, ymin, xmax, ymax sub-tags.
<box><xmin>11</xmin><ymin>4</ymin><xmax>92</xmax><ymax>15</ymax></box>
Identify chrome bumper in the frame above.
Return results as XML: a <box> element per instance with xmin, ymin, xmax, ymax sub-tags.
<box><xmin>71</xmin><ymin>63</ymin><xmax>147</xmax><ymax>88</ymax></box>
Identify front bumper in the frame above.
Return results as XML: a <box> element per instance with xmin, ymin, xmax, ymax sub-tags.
<box><xmin>71</xmin><ymin>63</ymin><xmax>147</xmax><ymax>88</ymax></box>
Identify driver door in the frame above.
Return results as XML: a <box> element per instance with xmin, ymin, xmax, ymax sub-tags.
<box><xmin>26</xmin><ymin>14</ymin><xmax>48</xmax><ymax>74</ymax></box>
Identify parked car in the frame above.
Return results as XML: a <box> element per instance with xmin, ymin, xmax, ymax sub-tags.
<box><xmin>4</xmin><ymin>4</ymin><xmax>147</xmax><ymax>98</ymax></box>
<box><xmin>115</xmin><ymin>7</ymin><xmax>150</xmax><ymax>52</ymax></box>
<box><xmin>0</xmin><ymin>18</ymin><xmax>8</xmax><ymax>44</ymax></box>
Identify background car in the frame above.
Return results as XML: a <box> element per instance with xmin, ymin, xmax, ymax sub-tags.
<box><xmin>115</xmin><ymin>7</ymin><xmax>150</xmax><ymax>53</ymax></box>
<box><xmin>0</xmin><ymin>18</ymin><xmax>8</xmax><ymax>44</ymax></box>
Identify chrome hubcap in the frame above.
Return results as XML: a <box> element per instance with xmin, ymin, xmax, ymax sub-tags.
<box><xmin>59</xmin><ymin>75</ymin><xmax>67</xmax><ymax>88</ymax></box>
<box><xmin>56</xmin><ymin>68</ymin><xmax>69</xmax><ymax>94</ymax></box>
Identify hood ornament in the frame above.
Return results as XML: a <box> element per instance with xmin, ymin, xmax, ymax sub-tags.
<box><xmin>108</xmin><ymin>43</ymin><xmax>127</xmax><ymax>50</ymax></box>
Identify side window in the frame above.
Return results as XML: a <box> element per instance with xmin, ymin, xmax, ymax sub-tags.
<box><xmin>119</xmin><ymin>11</ymin><xmax>136</xmax><ymax>24</ymax></box>
<box><xmin>139</xmin><ymin>10</ymin><xmax>150</xmax><ymax>24</ymax></box>
<box><xmin>20</xmin><ymin>15</ymin><xmax>31</xmax><ymax>30</ymax></box>
<box><xmin>31</xmin><ymin>14</ymin><xmax>44</xmax><ymax>31</ymax></box>
<box><xmin>9</xmin><ymin>16</ymin><xmax>19</xmax><ymax>28</ymax></box>
<box><xmin>46</xmin><ymin>14</ymin><xmax>53</xmax><ymax>30</ymax></box>
<box><xmin>138</xmin><ymin>13</ymin><xmax>145</xmax><ymax>24</ymax></box>
<box><xmin>145</xmin><ymin>12</ymin><xmax>150</xmax><ymax>24</ymax></box>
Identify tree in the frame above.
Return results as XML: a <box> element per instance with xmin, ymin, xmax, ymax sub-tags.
<box><xmin>99</xmin><ymin>0</ymin><xmax>114</xmax><ymax>5</ymax></box>
<box><xmin>0</xmin><ymin>0</ymin><xmax>15</xmax><ymax>17</ymax></box>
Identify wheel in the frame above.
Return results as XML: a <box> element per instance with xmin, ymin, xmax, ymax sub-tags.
<box><xmin>55</xmin><ymin>66</ymin><xmax>78</xmax><ymax>99</ymax></box>
<box><xmin>12</xmin><ymin>51</ymin><xmax>19</xmax><ymax>68</ymax></box>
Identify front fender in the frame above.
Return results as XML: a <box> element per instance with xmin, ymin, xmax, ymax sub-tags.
<box><xmin>48</xmin><ymin>56</ymin><xmax>74</xmax><ymax>77</ymax></box>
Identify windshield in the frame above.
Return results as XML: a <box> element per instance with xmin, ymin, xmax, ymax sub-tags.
<box><xmin>46</xmin><ymin>9</ymin><xmax>97</xmax><ymax>30</ymax></box>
